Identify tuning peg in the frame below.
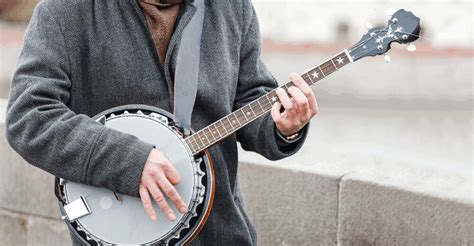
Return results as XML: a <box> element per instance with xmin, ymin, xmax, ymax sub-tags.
<box><xmin>386</xmin><ymin>8</ymin><xmax>397</xmax><ymax>18</ymax></box>
<box><xmin>407</xmin><ymin>43</ymin><xmax>417</xmax><ymax>52</ymax></box>
<box><xmin>384</xmin><ymin>54</ymin><xmax>391</xmax><ymax>63</ymax></box>
<box><xmin>365</xmin><ymin>22</ymin><xmax>373</xmax><ymax>30</ymax></box>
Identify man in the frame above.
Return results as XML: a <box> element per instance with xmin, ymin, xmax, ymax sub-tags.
<box><xmin>6</xmin><ymin>0</ymin><xmax>318</xmax><ymax>245</ymax></box>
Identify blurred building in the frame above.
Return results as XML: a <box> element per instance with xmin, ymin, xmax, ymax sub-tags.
<box><xmin>0</xmin><ymin>0</ymin><xmax>37</xmax><ymax>22</ymax></box>
<box><xmin>253</xmin><ymin>0</ymin><xmax>472</xmax><ymax>48</ymax></box>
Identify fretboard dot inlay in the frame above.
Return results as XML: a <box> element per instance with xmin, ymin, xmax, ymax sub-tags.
<box><xmin>336</xmin><ymin>57</ymin><xmax>344</xmax><ymax>64</ymax></box>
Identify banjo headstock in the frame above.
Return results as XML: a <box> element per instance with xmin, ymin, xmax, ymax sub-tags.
<box><xmin>348</xmin><ymin>9</ymin><xmax>421</xmax><ymax>62</ymax></box>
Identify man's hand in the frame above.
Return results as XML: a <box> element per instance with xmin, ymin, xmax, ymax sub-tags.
<box><xmin>271</xmin><ymin>73</ymin><xmax>318</xmax><ymax>137</ymax></box>
<box><xmin>139</xmin><ymin>149</ymin><xmax>187</xmax><ymax>221</ymax></box>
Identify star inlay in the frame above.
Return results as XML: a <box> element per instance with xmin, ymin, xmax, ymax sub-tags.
<box><xmin>312</xmin><ymin>71</ymin><xmax>319</xmax><ymax>79</ymax></box>
<box><xmin>336</xmin><ymin>57</ymin><xmax>344</xmax><ymax>64</ymax></box>
<box><xmin>271</xmin><ymin>96</ymin><xmax>277</xmax><ymax>102</ymax></box>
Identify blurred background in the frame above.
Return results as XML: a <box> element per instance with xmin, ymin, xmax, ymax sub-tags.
<box><xmin>0</xmin><ymin>0</ymin><xmax>472</xmax><ymax>245</ymax></box>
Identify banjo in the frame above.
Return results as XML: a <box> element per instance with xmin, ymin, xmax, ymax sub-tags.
<box><xmin>56</xmin><ymin>9</ymin><xmax>420</xmax><ymax>245</ymax></box>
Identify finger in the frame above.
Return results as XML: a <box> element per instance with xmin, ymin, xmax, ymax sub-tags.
<box><xmin>146</xmin><ymin>180</ymin><xmax>176</xmax><ymax>221</ymax></box>
<box><xmin>287</xmin><ymin>86</ymin><xmax>309</xmax><ymax>118</ymax></box>
<box><xmin>139</xmin><ymin>184</ymin><xmax>156</xmax><ymax>221</ymax></box>
<box><xmin>162</xmin><ymin>160</ymin><xmax>181</xmax><ymax>185</ymax></box>
<box><xmin>275</xmin><ymin>88</ymin><xmax>294</xmax><ymax>113</ymax></box>
<box><xmin>289</xmin><ymin>72</ymin><xmax>307</xmax><ymax>88</ymax></box>
<box><xmin>271</xmin><ymin>102</ymin><xmax>283</xmax><ymax>124</ymax></box>
<box><xmin>157</xmin><ymin>172</ymin><xmax>188</xmax><ymax>214</ymax></box>
<box><xmin>309</xmin><ymin>95</ymin><xmax>319</xmax><ymax>116</ymax></box>
<box><xmin>290</xmin><ymin>72</ymin><xmax>317</xmax><ymax>114</ymax></box>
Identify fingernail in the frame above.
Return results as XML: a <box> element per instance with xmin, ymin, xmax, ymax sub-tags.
<box><xmin>290</xmin><ymin>73</ymin><xmax>298</xmax><ymax>80</ymax></box>
<box><xmin>167</xmin><ymin>212</ymin><xmax>176</xmax><ymax>221</ymax></box>
<box><xmin>179</xmin><ymin>207</ymin><xmax>188</xmax><ymax>214</ymax></box>
<box><xmin>150</xmin><ymin>214</ymin><xmax>156</xmax><ymax>221</ymax></box>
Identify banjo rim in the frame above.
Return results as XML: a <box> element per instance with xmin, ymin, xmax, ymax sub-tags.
<box><xmin>57</xmin><ymin>104</ymin><xmax>215</xmax><ymax>245</ymax></box>
<box><xmin>182</xmin><ymin>149</ymin><xmax>215</xmax><ymax>245</ymax></box>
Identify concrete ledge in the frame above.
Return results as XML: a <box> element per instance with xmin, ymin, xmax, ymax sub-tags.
<box><xmin>338</xmin><ymin>173</ymin><xmax>473</xmax><ymax>245</ymax></box>
<box><xmin>0</xmin><ymin>122</ymin><xmax>62</xmax><ymax>219</ymax></box>
<box><xmin>238</xmin><ymin>162</ymin><xmax>340</xmax><ymax>245</ymax></box>
<box><xmin>238</xmin><ymin>151</ymin><xmax>472</xmax><ymax>246</ymax></box>
<box><xmin>0</xmin><ymin>209</ymin><xmax>71</xmax><ymax>245</ymax></box>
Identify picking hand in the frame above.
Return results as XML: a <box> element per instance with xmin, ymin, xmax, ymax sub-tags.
<box><xmin>139</xmin><ymin>149</ymin><xmax>187</xmax><ymax>221</ymax></box>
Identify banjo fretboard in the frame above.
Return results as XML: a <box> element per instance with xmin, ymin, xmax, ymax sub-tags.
<box><xmin>185</xmin><ymin>50</ymin><xmax>351</xmax><ymax>155</ymax></box>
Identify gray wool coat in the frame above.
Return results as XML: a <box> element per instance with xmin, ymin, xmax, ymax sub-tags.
<box><xmin>5</xmin><ymin>0</ymin><xmax>308</xmax><ymax>245</ymax></box>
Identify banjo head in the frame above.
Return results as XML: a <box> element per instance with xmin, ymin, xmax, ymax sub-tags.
<box><xmin>60</xmin><ymin>105</ymin><xmax>214</xmax><ymax>245</ymax></box>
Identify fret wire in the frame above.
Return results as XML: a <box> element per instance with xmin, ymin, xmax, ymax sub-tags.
<box><xmin>241</xmin><ymin>108</ymin><xmax>248</xmax><ymax>121</ymax></box>
<box><xmin>265</xmin><ymin>94</ymin><xmax>273</xmax><ymax>106</ymax></box>
<box><xmin>263</xmin><ymin>95</ymin><xmax>273</xmax><ymax>106</ymax></box>
<box><xmin>203</xmin><ymin>127</ymin><xmax>214</xmax><ymax>142</ymax></box>
<box><xmin>243</xmin><ymin>105</ymin><xmax>254</xmax><ymax>120</ymax></box>
<box><xmin>190</xmin><ymin>136</ymin><xmax>199</xmax><ymax>151</ymax></box>
<box><xmin>234</xmin><ymin>110</ymin><xmax>243</xmax><ymax>125</ymax></box>
<box><xmin>199</xmin><ymin>129</ymin><xmax>208</xmax><ymax>144</ymax></box>
<box><xmin>305</xmin><ymin>72</ymin><xmax>314</xmax><ymax>84</ymax></box>
<box><xmin>248</xmin><ymin>101</ymin><xmax>259</xmax><ymax>115</ymax></box>
<box><xmin>237</xmin><ymin>114</ymin><xmax>246</xmax><ymax>124</ymax></box>
<box><xmin>186</xmin><ymin>138</ymin><xmax>197</xmax><ymax>153</ymax></box>
<box><xmin>248</xmin><ymin>104</ymin><xmax>257</xmax><ymax>118</ymax></box>
<box><xmin>210</xmin><ymin>124</ymin><xmax>220</xmax><ymax>139</ymax></box>
<box><xmin>195</xmin><ymin>133</ymin><xmax>205</xmax><ymax>148</ymax></box>
<box><xmin>188</xmin><ymin>136</ymin><xmax>196</xmax><ymax>150</ymax></box>
<box><xmin>228</xmin><ymin>114</ymin><xmax>239</xmax><ymax>128</ymax></box>
<box><xmin>213</xmin><ymin>122</ymin><xmax>222</xmax><ymax>137</ymax></box>
<box><xmin>267</xmin><ymin>90</ymin><xmax>278</xmax><ymax>101</ymax></box>
<box><xmin>256</xmin><ymin>98</ymin><xmax>264</xmax><ymax>112</ymax></box>
<box><xmin>218</xmin><ymin>119</ymin><xmax>228</xmax><ymax>135</ymax></box>
<box><xmin>330</xmin><ymin>59</ymin><xmax>338</xmax><ymax>70</ymax></box>
<box><xmin>249</xmin><ymin>104</ymin><xmax>257</xmax><ymax>119</ymax></box>
<box><xmin>318</xmin><ymin>66</ymin><xmax>326</xmax><ymax>77</ymax></box>
<box><xmin>224</xmin><ymin>116</ymin><xmax>234</xmax><ymax>131</ymax></box>
<box><xmin>199</xmin><ymin>131</ymin><xmax>210</xmax><ymax>147</ymax></box>
<box><xmin>207</xmin><ymin>127</ymin><xmax>216</xmax><ymax>142</ymax></box>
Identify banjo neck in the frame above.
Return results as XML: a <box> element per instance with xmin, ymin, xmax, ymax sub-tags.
<box><xmin>185</xmin><ymin>50</ymin><xmax>353</xmax><ymax>155</ymax></box>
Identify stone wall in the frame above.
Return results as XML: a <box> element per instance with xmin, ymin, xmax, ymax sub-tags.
<box><xmin>238</xmin><ymin>161</ymin><xmax>473</xmax><ymax>246</ymax></box>
<box><xmin>0</xmin><ymin>99</ymin><xmax>71</xmax><ymax>245</ymax></box>
<box><xmin>1</xmin><ymin>100</ymin><xmax>472</xmax><ymax>245</ymax></box>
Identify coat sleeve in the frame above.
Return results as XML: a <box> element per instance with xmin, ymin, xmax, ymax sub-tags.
<box><xmin>234</xmin><ymin>0</ymin><xmax>308</xmax><ymax>161</ymax></box>
<box><xmin>5</xmin><ymin>3</ymin><xmax>154</xmax><ymax>197</ymax></box>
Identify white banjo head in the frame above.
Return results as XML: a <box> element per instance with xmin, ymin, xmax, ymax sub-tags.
<box><xmin>60</xmin><ymin>107</ymin><xmax>212</xmax><ymax>245</ymax></box>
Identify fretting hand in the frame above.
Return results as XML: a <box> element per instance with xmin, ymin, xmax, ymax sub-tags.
<box><xmin>271</xmin><ymin>73</ymin><xmax>318</xmax><ymax>137</ymax></box>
